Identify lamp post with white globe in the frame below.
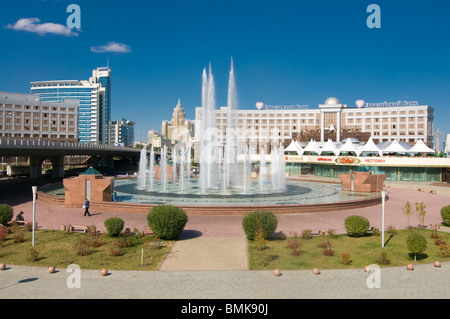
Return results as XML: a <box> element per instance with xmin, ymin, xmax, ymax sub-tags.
<box><xmin>32</xmin><ymin>186</ymin><xmax>38</xmax><ymax>246</ymax></box>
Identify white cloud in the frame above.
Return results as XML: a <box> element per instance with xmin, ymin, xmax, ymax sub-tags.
<box><xmin>6</xmin><ymin>18</ymin><xmax>79</xmax><ymax>37</ymax></box>
<box><xmin>91</xmin><ymin>42</ymin><xmax>131</xmax><ymax>54</ymax></box>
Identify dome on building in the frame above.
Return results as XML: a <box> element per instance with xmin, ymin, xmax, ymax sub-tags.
<box><xmin>324</xmin><ymin>97</ymin><xmax>340</xmax><ymax>105</ymax></box>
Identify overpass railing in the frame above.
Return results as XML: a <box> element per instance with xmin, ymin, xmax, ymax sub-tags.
<box><xmin>0</xmin><ymin>138</ymin><xmax>138</xmax><ymax>152</ymax></box>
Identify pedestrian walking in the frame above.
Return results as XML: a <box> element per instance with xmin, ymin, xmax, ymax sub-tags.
<box><xmin>83</xmin><ymin>199</ymin><xmax>91</xmax><ymax>216</ymax></box>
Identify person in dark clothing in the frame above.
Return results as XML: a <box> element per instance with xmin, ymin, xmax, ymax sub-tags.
<box><xmin>16</xmin><ymin>211</ymin><xmax>25</xmax><ymax>222</ymax></box>
<box><xmin>83</xmin><ymin>199</ymin><xmax>91</xmax><ymax>216</ymax></box>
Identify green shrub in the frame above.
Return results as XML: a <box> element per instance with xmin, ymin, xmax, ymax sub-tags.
<box><xmin>146</xmin><ymin>205</ymin><xmax>188</xmax><ymax>240</ymax></box>
<box><xmin>0</xmin><ymin>204</ymin><xmax>14</xmax><ymax>226</ymax></box>
<box><xmin>0</xmin><ymin>225</ymin><xmax>9</xmax><ymax>243</ymax></box>
<box><xmin>13</xmin><ymin>229</ymin><xmax>25</xmax><ymax>243</ymax></box>
<box><xmin>344</xmin><ymin>215</ymin><xmax>370</xmax><ymax>237</ymax></box>
<box><xmin>439</xmin><ymin>244</ymin><xmax>450</xmax><ymax>258</ymax></box>
<box><xmin>27</xmin><ymin>247</ymin><xmax>39</xmax><ymax>262</ymax></box>
<box><xmin>377</xmin><ymin>251</ymin><xmax>390</xmax><ymax>265</ymax></box>
<box><xmin>242</xmin><ymin>210</ymin><xmax>278</xmax><ymax>241</ymax></box>
<box><xmin>341</xmin><ymin>252</ymin><xmax>351</xmax><ymax>265</ymax></box>
<box><xmin>441</xmin><ymin>205</ymin><xmax>450</xmax><ymax>226</ymax></box>
<box><xmin>301</xmin><ymin>229</ymin><xmax>312</xmax><ymax>240</ymax></box>
<box><xmin>104</xmin><ymin>218</ymin><xmax>125</xmax><ymax>237</ymax></box>
<box><xmin>406</xmin><ymin>232</ymin><xmax>427</xmax><ymax>261</ymax></box>
<box><xmin>108</xmin><ymin>241</ymin><xmax>123</xmax><ymax>257</ymax></box>
<box><xmin>73</xmin><ymin>238</ymin><xmax>94</xmax><ymax>256</ymax></box>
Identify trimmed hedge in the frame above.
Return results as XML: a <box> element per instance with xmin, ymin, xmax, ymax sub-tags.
<box><xmin>344</xmin><ymin>215</ymin><xmax>370</xmax><ymax>237</ymax></box>
<box><xmin>147</xmin><ymin>205</ymin><xmax>188</xmax><ymax>240</ymax></box>
<box><xmin>104</xmin><ymin>217</ymin><xmax>125</xmax><ymax>237</ymax></box>
<box><xmin>0</xmin><ymin>204</ymin><xmax>14</xmax><ymax>226</ymax></box>
<box><xmin>242</xmin><ymin>210</ymin><xmax>278</xmax><ymax>241</ymax></box>
<box><xmin>441</xmin><ymin>205</ymin><xmax>450</xmax><ymax>226</ymax></box>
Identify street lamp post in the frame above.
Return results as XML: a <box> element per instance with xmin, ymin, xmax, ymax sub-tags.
<box><xmin>32</xmin><ymin>186</ymin><xmax>38</xmax><ymax>247</ymax></box>
<box><xmin>381</xmin><ymin>190</ymin><xmax>387</xmax><ymax>248</ymax></box>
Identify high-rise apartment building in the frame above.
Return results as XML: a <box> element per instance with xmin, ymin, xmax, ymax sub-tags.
<box><xmin>30</xmin><ymin>67</ymin><xmax>112</xmax><ymax>145</ymax></box>
<box><xmin>109</xmin><ymin>118</ymin><xmax>135</xmax><ymax>147</ymax></box>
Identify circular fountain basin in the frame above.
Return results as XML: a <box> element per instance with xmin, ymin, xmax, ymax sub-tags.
<box><xmin>40</xmin><ymin>178</ymin><xmax>382</xmax><ymax>215</ymax></box>
<box><xmin>110</xmin><ymin>178</ymin><xmax>381</xmax><ymax>215</ymax></box>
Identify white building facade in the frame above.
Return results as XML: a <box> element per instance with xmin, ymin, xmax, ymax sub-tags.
<box><xmin>194</xmin><ymin>97</ymin><xmax>434</xmax><ymax>161</ymax></box>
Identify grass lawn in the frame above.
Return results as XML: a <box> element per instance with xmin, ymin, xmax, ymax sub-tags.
<box><xmin>0</xmin><ymin>229</ymin><xmax>174</xmax><ymax>271</ymax></box>
<box><xmin>248</xmin><ymin>229</ymin><xmax>450</xmax><ymax>270</ymax></box>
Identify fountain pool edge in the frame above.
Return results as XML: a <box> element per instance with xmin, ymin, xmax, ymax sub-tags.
<box><xmin>37</xmin><ymin>178</ymin><xmax>383</xmax><ymax>215</ymax></box>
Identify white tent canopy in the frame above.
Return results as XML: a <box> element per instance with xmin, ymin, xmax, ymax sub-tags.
<box><xmin>303</xmin><ymin>140</ymin><xmax>322</xmax><ymax>155</ymax></box>
<box><xmin>285</xmin><ymin>140</ymin><xmax>304</xmax><ymax>155</ymax></box>
<box><xmin>320</xmin><ymin>139</ymin><xmax>339</xmax><ymax>156</ymax></box>
<box><xmin>378</xmin><ymin>140</ymin><xmax>412</xmax><ymax>155</ymax></box>
<box><xmin>337</xmin><ymin>138</ymin><xmax>360</xmax><ymax>156</ymax></box>
<box><xmin>360</xmin><ymin>137</ymin><xmax>382</xmax><ymax>156</ymax></box>
<box><xmin>408</xmin><ymin>139</ymin><xmax>435</xmax><ymax>154</ymax></box>
<box><xmin>295</xmin><ymin>141</ymin><xmax>304</xmax><ymax>152</ymax></box>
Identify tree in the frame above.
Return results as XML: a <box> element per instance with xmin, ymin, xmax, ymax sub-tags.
<box><xmin>406</xmin><ymin>233</ymin><xmax>427</xmax><ymax>262</ymax></box>
<box><xmin>402</xmin><ymin>201</ymin><xmax>413</xmax><ymax>230</ymax></box>
<box><xmin>415</xmin><ymin>202</ymin><xmax>427</xmax><ymax>228</ymax></box>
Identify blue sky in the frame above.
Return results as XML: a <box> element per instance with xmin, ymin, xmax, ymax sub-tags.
<box><xmin>1</xmin><ymin>0</ymin><xmax>449</xmax><ymax>147</ymax></box>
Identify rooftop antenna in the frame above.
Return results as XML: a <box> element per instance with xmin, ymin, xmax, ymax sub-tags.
<box><xmin>107</xmin><ymin>57</ymin><xmax>109</xmax><ymax>69</ymax></box>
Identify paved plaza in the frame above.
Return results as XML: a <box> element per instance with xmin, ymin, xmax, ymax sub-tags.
<box><xmin>1</xmin><ymin>263</ymin><xmax>449</xmax><ymax>299</ymax></box>
<box><xmin>0</xmin><ymin>177</ymin><xmax>450</xmax><ymax>299</ymax></box>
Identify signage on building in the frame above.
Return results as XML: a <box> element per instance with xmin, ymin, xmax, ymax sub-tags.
<box><xmin>356</xmin><ymin>100</ymin><xmax>419</xmax><ymax>108</ymax></box>
<box><xmin>256</xmin><ymin>102</ymin><xmax>309</xmax><ymax>111</ymax></box>
<box><xmin>335</xmin><ymin>157</ymin><xmax>361</xmax><ymax>166</ymax></box>
<box><xmin>284</xmin><ymin>155</ymin><xmax>450</xmax><ymax>168</ymax></box>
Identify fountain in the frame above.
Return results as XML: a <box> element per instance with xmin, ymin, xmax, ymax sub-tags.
<box><xmin>136</xmin><ymin>60</ymin><xmax>288</xmax><ymax>197</ymax></box>
<box><xmin>137</xmin><ymin>147</ymin><xmax>147</xmax><ymax>190</ymax></box>
<box><xmin>148</xmin><ymin>146</ymin><xmax>155</xmax><ymax>191</ymax></box>
<box><xmin>161</xmin><ymin>145</ymin><xmax>168</xmax><ymax>192</ymax></box>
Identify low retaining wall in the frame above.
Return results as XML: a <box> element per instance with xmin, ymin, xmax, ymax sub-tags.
<box><xmin>37</xmin><ymin>192</ymin><xmax>65</xmax><ymax>206</ymax></box>
<box><xmin>37</xmin><ymin>191</ymin><xmax>383</xmax><ymax>216</ymax></box>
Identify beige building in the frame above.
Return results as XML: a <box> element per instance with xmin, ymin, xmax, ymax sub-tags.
<box><xmin>148</xmin><ymin>129</ymin><xmax>171</xmax><ymax>149</ymax></box>
<box><xmin>195</xmin><ymin>97</ymin><xmax>434</xmax><ymax>155</ymax></box>
<box><xmin>161</xmin><ymin>99</ymin><xmax>194</xmax><ymax>144</ymax></box>
<box><xmin>0</xmin><ymin>91</ymin><xmax>79</xmax><ymax>142</ymax></box>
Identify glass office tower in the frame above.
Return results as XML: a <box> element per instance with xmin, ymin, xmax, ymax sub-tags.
<box><xmin>30</xmin><ymin>67</ymin><xmax>112</xmax><ymax>145</ymax></box>
<box><xmin>90</xmin><ymin>67</ymin><xmax>112</xmax><ymax>145</ymax></box>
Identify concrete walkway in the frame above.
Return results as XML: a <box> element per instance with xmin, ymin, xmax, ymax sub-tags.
<box><xmin>159</xmin><ymin>237</ymin><xmax>249</xmax><ymax>271</ymax></box>
<box><xmin>1</xmin><ymin>263</ymin><xmax>449</xmax><ymax>299</ymax></box>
